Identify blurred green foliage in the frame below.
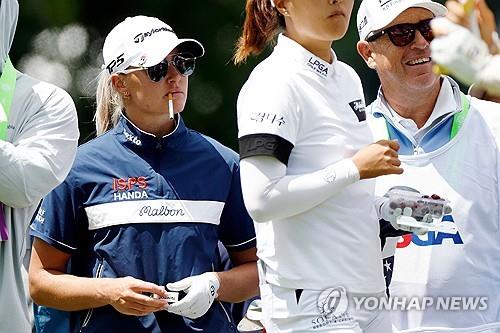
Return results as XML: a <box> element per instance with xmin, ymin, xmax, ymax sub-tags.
<box><xmin>10</xmin><ymin>0</ymin><xmax>500</xmax><ymax>150</ymax></box>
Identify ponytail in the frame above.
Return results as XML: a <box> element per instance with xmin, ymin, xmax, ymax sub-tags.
<box><xmin>94</xmin><ymin>71</ymin><xmax>123</xmax><ymax>136</ymax></box>
<box><xmin>233</xmin><ymin>0</ymin><xmax>285</xmax><ymax>64</ymax></box>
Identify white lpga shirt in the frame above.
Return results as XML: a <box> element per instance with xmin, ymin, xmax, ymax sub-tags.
<box><xmin>237</xmin><ymin>34</ymin><xmax>385</xmax><ymax>293</ymax></box>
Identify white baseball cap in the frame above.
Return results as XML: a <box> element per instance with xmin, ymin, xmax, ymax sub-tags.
<box><xmin>102</xmin><ymin>15</ymin><xmax>204</xmax><ymax>74</ymax></box>
<box><xmin>357</xmin><ymin>0</ymin><xmax>447</xmax><ymax>41</ymax></box>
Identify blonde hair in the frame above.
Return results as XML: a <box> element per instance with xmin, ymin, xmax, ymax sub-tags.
<box><xmin>94</xmin><ymin>71</ymin><xmax>123</xmax><ymax>136</ymax></box>
<box><xmin>233</xmin><ymin>0</ymin><xmax>285</xmax><ymax>64</ymax></box>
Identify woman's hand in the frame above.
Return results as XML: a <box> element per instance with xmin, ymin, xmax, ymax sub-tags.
<box><xmin>352</xmin><ymin>140</ymin><xmax>403</xmax><ymax>179</ymax></box>
<box><xmin>103</xmin><ymin>276</ymin><xmax>169</xmax><ymax>316</ymax></box>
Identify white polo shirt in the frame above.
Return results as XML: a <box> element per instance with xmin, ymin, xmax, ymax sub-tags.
<box><xmin>237</xmin><ymin>34</ymin><xmax>385</xmax><ymax>293</ymax></box>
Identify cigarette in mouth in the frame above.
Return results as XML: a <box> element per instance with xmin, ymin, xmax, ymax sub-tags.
<box><xmin>168</xmin><ymin>93</ymin><xmax>174</xmax><ymax>120</ymax></box>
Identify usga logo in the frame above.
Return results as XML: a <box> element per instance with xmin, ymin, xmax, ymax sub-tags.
<box><xmin>397</xmin><ymin>215</ymin><xmax>464</xmax><ymax>247</ymax></box>
<box><xmin>307</xmin><ymin>57</ymin><xmax>328</xmax><ymax>78</ymax></box>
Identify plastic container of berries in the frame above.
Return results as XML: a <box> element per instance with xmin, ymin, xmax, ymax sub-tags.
<box><xmin>388</xmin><ymin>190</ymin><xmax>457</xmax><ymax>233</ymax></box>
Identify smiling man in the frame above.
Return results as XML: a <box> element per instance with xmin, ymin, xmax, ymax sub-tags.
<box><xmin>357</xmin><ymin>0</ymin><xmax>500</xmax><ymax>331</ymax></box>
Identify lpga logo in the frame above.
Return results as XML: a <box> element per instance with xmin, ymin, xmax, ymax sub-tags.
<box><xmin>312</xmin><ymin>286</ymin><xmax>354</xmax><ymax>330</ymax></box>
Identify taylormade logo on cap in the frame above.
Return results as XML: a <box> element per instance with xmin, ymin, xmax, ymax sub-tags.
<box><xmin>102</xmin><ymin>15</ymin><xmax>204</xmax><ymax>75</ymax></box>
<box><xmin>134</xmin><ymin>26</ymin><xmax>174</xmax><ymax>43</ymax></box>
<box><xmin>357</xmin><ymin>0</ymin><xmax>447</xmax><ymax>41</ymax></box>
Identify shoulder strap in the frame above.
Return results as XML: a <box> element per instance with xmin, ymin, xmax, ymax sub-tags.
<box><xmin>370</xmin><ymin>115</ymin><xmax>390</xmax><ymax>140</ymax></box>
<box><xmin>450</xmin><ymin>92</ymin><xmax>470</xmax><ymax>139</ymax></box>
<box><xmin>0</xmin><ymin>58</ymin><xmax>17</xmax><ymax>140</ymax></box>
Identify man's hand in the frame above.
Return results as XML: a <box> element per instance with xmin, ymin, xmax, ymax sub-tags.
<box><xmin>166</xmin><ymin>272</ymin><xmax>220</xmax><ymax>319</ymax></box>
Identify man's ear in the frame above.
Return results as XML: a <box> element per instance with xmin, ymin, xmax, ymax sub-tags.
<box><xmin>357</xmin><ymin>40</ymin><xmax>377</xmax><ymax>70</ymax></box>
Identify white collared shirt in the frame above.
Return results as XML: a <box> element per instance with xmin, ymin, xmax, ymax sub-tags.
<box><xmin>377</xmin><ymin>77</ymin><xmax>461</xmax><ymax>145</ymax></box>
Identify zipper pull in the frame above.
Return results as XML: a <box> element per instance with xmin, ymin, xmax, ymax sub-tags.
<box><xmin>413</xmin><ymin>146</ymin><xmax>424</xmax><ymax>155</ymax></box>
<box><xmin>156</xmin><ymin>139</ymin><xmax>162</xmax><ymax>150</ymax></box>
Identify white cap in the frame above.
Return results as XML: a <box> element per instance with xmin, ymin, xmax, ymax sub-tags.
<box><xmin>357</xmin><ymin>0</ymin><xmax>447</xmax><ymax>41</ymax></box>
<box><xmin>102</xmin><ymin>15</ymin><xmax>204</xmax><ymax>74</ymax></box>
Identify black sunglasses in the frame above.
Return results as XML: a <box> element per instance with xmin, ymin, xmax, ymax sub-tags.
<box><xmin>122</xmin><ymin>53</ymin><xmax>196</xmax><ymax>82</ymax></box>
<box><xmin>366</xmin><ymin>19</ymin><xmax>434</xmax><ymax>47</ymax></box>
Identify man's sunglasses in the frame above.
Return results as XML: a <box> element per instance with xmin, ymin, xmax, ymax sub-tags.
<box><xmin>365</xmin><ymin>19</ymin><xmax>434</xmax><ymax>47</ymax></box>
<box><xmin>121</xmin><ymin>53</ymin><xmax>196</xmax><ymax>82</ymax></box>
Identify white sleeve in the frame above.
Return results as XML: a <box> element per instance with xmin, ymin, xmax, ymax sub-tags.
<box><xmin>477</xmin><ymin>55</ymin><xmax>500</xmax><ymax>95</ymax></box>
<box><xmin>237</xmin><ymin>70</ymin><xmax>299</xmax><ymax>145</ymax></box>
<box><xmin>0</xmin><ymin>0</ymin><xmax>18</xmax><ymax>67</ymax></box>
<box><xmin>0</xmin><ymin>83</ymin><xmax>79</xmax><ymax>208</ymax></box>
<box><xmin>240</xmin><ymin>155</ymin><xmax>360</xmax><ymax>222</ymax></box>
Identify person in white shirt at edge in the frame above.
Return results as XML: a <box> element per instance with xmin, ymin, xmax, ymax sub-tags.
<box><xmin>430</xmin><ymin>0</ymin><xmax>500</xmax><ymax>97</ymax></box>
<box><xmin>431</xmin><ymin>0</ymin><xmax>500</xmax><ymax>104</ymax></box>
<box><xmin>232</xmin><ymin>0</ymin><xmax>415</xmax><ymax>332</ymax></box>
<box><xmin>356</xmin><ymin>0</ymin><xmax>500</xmax><ymax>332</ymax></box>
<box><xmin>0</xmin><ymin>0</ymin><xmax>79</xmax><ymax>332</ymax></box>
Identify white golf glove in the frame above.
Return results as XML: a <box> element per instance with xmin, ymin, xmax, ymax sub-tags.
<box><xmin>166</xmin><ymin>272</ymin><xmax>220</xmax><ymax>319</ymax></box>
<box><xmin>380</xmin><ymin>201</ymin><xmax>428</xmax><ymax>235</ymax></box>
<box><xmin>431</xmin><ymin>17</ymin><xmax>500</xmax><ymax>94</ymax></box>
<box><xmin>475</xmin><ymin>55</ymin><xmax>500</xmax><ymax>95</ymax></box>
<box><xmin>378</xmin><ymin>186</ymin><xmax>429</xmax><ymax>235</ymax></box>
<box><xmin>380</xmin><ymin>187</ymin><xmax>453</xmax><ymax>235</ymax></box>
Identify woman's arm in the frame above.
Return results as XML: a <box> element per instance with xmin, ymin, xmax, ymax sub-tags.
<box><xmin>240</xmin><ymin>155</ymin><xmax>358</xmax><ymax>222</ymax></box>
<box><xmin>216</xmin><ymin>246</ymin><xmax>258</xmax><ymax>303</ymax></box>
<box><xmin>29</xmin><ymin>238</ymin><xmax>168</xmax><ymax>316</ymax></box>
<box><xmin>240</xmin><ymin>140</ymin><xmax>402</xmax><ymax>222</ymax></box>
